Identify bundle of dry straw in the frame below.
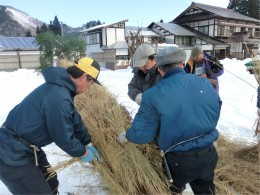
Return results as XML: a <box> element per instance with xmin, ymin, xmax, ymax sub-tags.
<box><xmin>51</xmin><ymin>59</ymin><xmax>259</xmax><ymax>194</ymax></box>
<box><xmin>74</xmin><ymin>85</ymin><xmax>171</xmax><ymax>194</ymax></box>
<box><xmin>215</xmin><ymin>135</ymin><xmax>259</xmax><ymax>194</ymax></box>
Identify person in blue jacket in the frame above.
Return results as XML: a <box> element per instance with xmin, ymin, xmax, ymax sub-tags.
<box><xmin>118</xmin><ymin>47</ymin><xmax>222</xmax><ymax>194</ymax></box>
<box><xmin>0</xmin><ymin>57</ymin><xmax>102</xmax><ymax>194</ymax></box>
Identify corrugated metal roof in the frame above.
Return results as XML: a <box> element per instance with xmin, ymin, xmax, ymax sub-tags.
<box><xmin>0</xmin><ymin>37</ymin><xmax>39</xmax><ymax>50</ymax></box>
<box><xmin>150</xmin><ymin>22</ymin><xmax>195</xmax><ymax>36</ymax></box>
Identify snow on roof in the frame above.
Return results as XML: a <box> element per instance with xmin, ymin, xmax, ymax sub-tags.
<box><xmin>81</xmin><ymin>19</ymin><xmax>128</xmax><ymax>33</ymax></box>
<box><xmin>125</xmin><ymin>26</ymin><xmax>160</xmax><ymax>37</ymax></box>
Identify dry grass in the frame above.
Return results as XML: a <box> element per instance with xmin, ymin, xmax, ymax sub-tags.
<box><xmin>74</xmin><ymin>85</ymin><xmax>171</xmax><ymax>194</ymax></box>
<box><xmin>75</xmin><ymin>85</ymin><xmax>259</xmax><ymax>195</ymax></box>
<box><xmin>50</xmin><ymin>59</ymin><xmax>259</xmax><ymax>194</ymax></box>
<box><xmin>215</xmin><ymin>135</ymin><xmax>259</xmax><ymax>194</ymax></box>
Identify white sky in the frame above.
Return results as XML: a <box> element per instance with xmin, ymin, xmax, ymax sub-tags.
<box><xmin>0</xmin><ymin>0</ymin><xmax>230</xmax><ymax>27</ymax></box>
<box><xmin>0</xmin><ymin>57</ymin><xmax>258</xmax><ymax>194</ymax></box>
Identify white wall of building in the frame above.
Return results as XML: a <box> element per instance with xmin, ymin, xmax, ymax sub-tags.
<box><xmin>165</xmin><ymin>35</ymin><xmax>175</xmax><ymax>44</ymax></box>
<box><xmin>86</xmin><ymin>44</ymin><xmax>103</xmax><ymax>57</ymax></box>
<box><xmin>209</xmin><ymin>25</ymin><xmax>214</xmax><ymax>37</ymax></box>
<box><xmin>102</xmin><ymin>28</ymin><xmax>107</xmax><ymax>46</ymax></box>
<box><xmin>107</xmin><ymin>28</ymin><xmax>116</xmax><ymax>46</ymax></box>
<box><xmin>0</xmin><ymin>51</ymin><xmax>40</xmax><ymax>70</ymax></box>
<box><xmin>201</xmin><ymin>44</ymin><xmax>213</xmax><ymax>51</ymax></box>
<box><xmin>199</xmin><ymin>20</ymin><xmax>208</xmax><ymax>26</ymax></box>
<box><xmin>116</xmin><ymin>48</ymin><xmax>128</xmax><ymax>55</ymax></box>
<box><xmin>116</xmin><ymin>28</ymin><xmax>125</xmax><ymax>41</ymax></box>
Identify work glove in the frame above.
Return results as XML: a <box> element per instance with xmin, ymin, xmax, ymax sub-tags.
<box><xmin>117</xmin><ymin>132</ymin><xmax>128</xmax><ymax>144</ymax></box>
<box><xmin>135</xmin><ymin>93</ymin><xmax>142</xmax><ymax>105</ymax></box>
<box><xmin>81</xmin><ymin>143</ymin><xmax>102</xmax><ymax>163</ymax></box>
<box><xmin>81</xmin><ymin>149</ymin><xmax>95</xmax><ymax>163</ymax></box>
<box><xmin>86</xmin><ymin>143</ymin><xmax>102</xmax><ymax>162</ymax></box>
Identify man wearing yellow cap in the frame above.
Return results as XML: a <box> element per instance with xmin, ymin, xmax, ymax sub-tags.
<box><xmin>0</xmin><ymin>57</ymin><xmax>102</xmax><ymax>194</ymax></box>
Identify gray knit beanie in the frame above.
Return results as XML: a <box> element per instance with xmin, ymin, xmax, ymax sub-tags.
<box><xmin>190</xmin><ymin>45</ymin><xmax>203</xmax><ymax>60</ymax></box>
<box><xmin>156</xmin><ymin>46</ymin><xmax>187</xmax><ymax>66</ymax></box>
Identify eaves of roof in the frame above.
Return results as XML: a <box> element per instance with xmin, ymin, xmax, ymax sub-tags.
<box><xmin>148</xmin><ymin>22</ymin><xmax>195</xmax><ymax>36</ymax></box>
<box><xmin>80</xmin><ymin>19</ymin><xmax>128</xmax><ymax>33</ymax></box>
<box><xmin>173</xmin><ymin>2</ymin><xmax>260</xmax><ymax>23</ymax></box>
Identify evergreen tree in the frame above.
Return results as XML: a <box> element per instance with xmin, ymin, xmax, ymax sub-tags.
<box><xmin>41</xmin><ymin>23</ymin><xmax>49</xmax><ymax>33</ymax></box>
<box><xmin>85</xmin><ymin>20</ymin><xmax>102</xmax><ymax>29</ymax></box>
<box><xmin>49</xmin><ymin>21</ymin><xmax>54</xmax><ymax>34</ymax></box>
<box><xmin>36</xmin><ymin>23</ymin><xmax>49</xmax><ymax>35</ymax></box>
<box><xmin>25</xmin><ymin>30</ymin><xmax>32</xmax><ymax>37</ymax></box>
<box><xmin>52</xmin><ymin>16</ymin><xmax>62</xmax><ymax>35</ymax></box>
<box><xmin>228</xmin><ymin>0</ymin><xmax>259</xmax><ymax>20</ymax></box>
<box><xmin>36</xmin><ymin>26</ymin><xmax>41</xmax><ymax>34</ymax></box>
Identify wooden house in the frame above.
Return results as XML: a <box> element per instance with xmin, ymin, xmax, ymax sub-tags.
<box><xmin>173</xmin><ymin>2</ymin><xmax>260</xmax><ymax>59</ymax></box>
<box><xmin>80</xmin><ymin>19</ymin><xmax>129</xmax><ymax>70</ymax></box>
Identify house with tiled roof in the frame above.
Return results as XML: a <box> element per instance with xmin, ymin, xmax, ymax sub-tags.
<box><xmin>80</xmin><ymin>19</ymin><xmax>129</xmax><ymax>69</ymax></box>
<box><xmin>80</xmin><ymin>2</ymin><xmax>260</xmax><ymax>70</ymax></box>
<box><xmin>172</xmin><ymin>2</ymin><xmax>260</xmax><ymax>59</ymax></box>
<box><xmin>147</xmin><ymin>21</ymin><xmax>228</xmax><ymax>59</ymax></box>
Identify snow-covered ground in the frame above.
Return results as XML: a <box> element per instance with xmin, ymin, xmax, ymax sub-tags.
<box><xmin>0</xmin><ymin>58</ymin><xmax>258</xmax><ymax>194</ymax></box>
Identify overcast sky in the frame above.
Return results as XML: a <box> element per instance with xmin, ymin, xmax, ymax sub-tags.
<box><xmin>0</xmin><ymin>0</ymin><xmax>229</xmax><ymax>27</ymax></box>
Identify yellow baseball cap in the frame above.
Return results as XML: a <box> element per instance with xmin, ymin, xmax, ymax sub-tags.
<box><xmin>75</xmin><ymin>57</ymin><xmax>101</xmax><ymax>86</ymax></box>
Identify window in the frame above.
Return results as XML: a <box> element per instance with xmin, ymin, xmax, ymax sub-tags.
<box><xmin>217</xmin><ymin>26</ymin><xmax>225</xmax><ymax>36</ymax></box>
<box><xmin>87</xmin><ymin>33</ymin><xmax>100</xmax><ymax>45</ymax></box>
<box><xmin>118</xmin><ymin>23</ymin><xmax>124</xmax><ymax>28</ymax></box>
<box><xmin>229</xmin><ymin>26</ymin><xmax>235</xmax><ymax>36</ymax></box>
<box><xmin>241</xmin><ymin>27</ymin><xmax>246</xmax><ymax>32</ymax></box>
<box><xmin>198</xmin><ymin>26</ymin><xmax>209</xmax><ymax>35</ymax></box>
<box><xmin>247</xmin><ymin>28</ymin><xmax>253</xmax><ymax>34</ymax></box>
<box><xmin>175</xmin><ymin>36</ymin><xmax>191</xmax><ymax>45</ymax></box>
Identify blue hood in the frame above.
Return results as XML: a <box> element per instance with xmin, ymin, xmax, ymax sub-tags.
<box><xmin>43</xmin><ymin>67</ymin><xmax>76</xmax><ymax>97</ymax></box>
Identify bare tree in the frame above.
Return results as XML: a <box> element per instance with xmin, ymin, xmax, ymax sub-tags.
<box><xmin>126</xmin><ymin>28</ymin><xmax>142</xmax><ymax>67</ymax></box>
<box><xmin>152</xmin><ymin>37</ymin><xmax>161</xmax><ymax>53</ymax></box>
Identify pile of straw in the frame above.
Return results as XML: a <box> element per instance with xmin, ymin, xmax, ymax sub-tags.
<box><xmin>215</xmin><ymin>135</ymin><xmax>259</xmax><ymax>194</ymax></box>
<box><xmin>74</xmin><ymin>86</ymin><xmax>259</xmax><ymax>194</ymax></box>
<box><xmin>74</xmin><ymin>85</ymin><xmax>171</xmax><ymax>194</ymax></box>
<box><xmin>53</xmin><ymin>59</ymin><xmax>259</xmax><ymax>194</ymax></box>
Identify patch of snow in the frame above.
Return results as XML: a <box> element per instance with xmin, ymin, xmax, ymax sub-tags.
<box><xmin>6</xmin><ymin>7</ymin><xmax>43</xmax><ymax>29</ymax></box>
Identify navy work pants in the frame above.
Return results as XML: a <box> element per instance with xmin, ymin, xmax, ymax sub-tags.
<box><xmin>0</xmin><ymin>150</ymin><xmax>59</xmax><ymax>194</ymax></box>
<box><xmin>165</xmin><ymin>145</ymin><xmax>218</xmax><ymax>195</ymax></box>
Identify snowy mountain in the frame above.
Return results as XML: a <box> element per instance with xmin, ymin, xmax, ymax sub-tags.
<box><xmin>0</xmin><ymin>5</ymin><xmax>44</xmax><ymax>36</ymax></box>
<box><xmin>0</xmin><ymin>5</ymin><xmax>83</xmax><ymax>37</ymax></box>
